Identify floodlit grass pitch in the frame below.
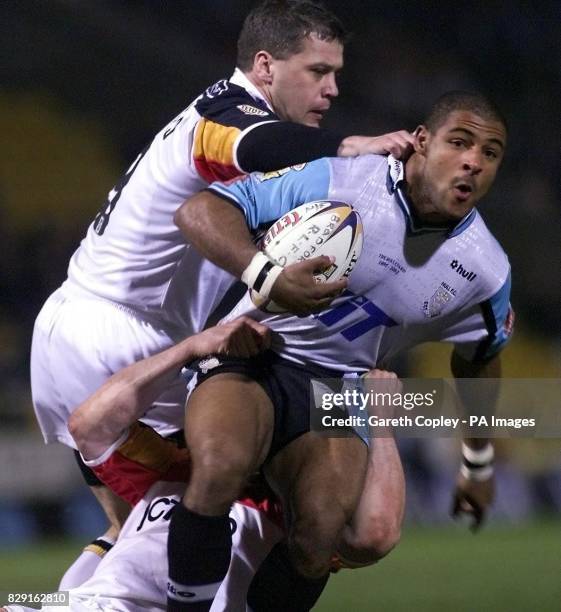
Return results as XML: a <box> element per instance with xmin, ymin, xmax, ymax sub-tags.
<box><xmin>0</xmin><ymin>522</ymin><xmax>558</xmax><ymax>611</ymax></box>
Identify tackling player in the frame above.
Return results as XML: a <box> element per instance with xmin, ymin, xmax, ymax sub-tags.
<box><xmin>30</xmin><ymin>0</ymin><xmax>413</xmax><ymax>588</ymax></box>
<box><xmin>171</xmin><ymin>91</ymin><xmax>512</xmax><ymax>610</ymax></box>
<box><xmin>4</xmin><ymin>317</ymin><xmax>281</xmax><ymax>612</ymax></box>
<box><xmin>3</xmin><ymin>320</ymin><xmax>403</xmax><ymax>612</ymax></box>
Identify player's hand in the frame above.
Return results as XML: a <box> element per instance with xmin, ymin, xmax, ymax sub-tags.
<box><xmin>192</xmin><ymin>316</ymin><xmax>271</xmax><ymax>359</ymax></box>
<box><xmin>270</xmin><ymin>255</ymin><xmax>347</xmax><ymax>315</ymax></box>
<box><xmin>338</xmin><ymin>132</ymin><xmax>415</xmax><ymax>160</ymax></box>
<box><xmin>363</xmin><ymin>368</ymin><xmax>401</xmax><ymax>386</ymax></box>
<box><xmin>451</xmin><ymin>472</ymin><xmax>494</xmax><ymax>532</ymax></box>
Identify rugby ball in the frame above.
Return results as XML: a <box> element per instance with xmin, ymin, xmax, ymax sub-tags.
<box><xmin>251</xmin><ymin>200</ymin><xmax>363</xmax><ymax>312</ymax></box>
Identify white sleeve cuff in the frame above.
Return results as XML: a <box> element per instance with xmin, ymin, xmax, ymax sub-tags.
<box><xmin>80</xmin><ymin>428</ymin><xmax>130</xmax><ymax>467</ymax></box>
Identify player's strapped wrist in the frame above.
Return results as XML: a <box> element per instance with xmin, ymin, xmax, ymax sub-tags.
<box><xmin>460</xmin><ymin>441</ymin><xmax>494</xmax><ymax>481</ymax></box>
<box><xmin>241</xmin><ymin>252</ymin><xmax>283</xmax><ymax>299</ymax></box>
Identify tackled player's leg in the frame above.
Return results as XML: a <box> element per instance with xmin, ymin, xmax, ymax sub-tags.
<box><xmin>167</xmin><ymin>369</ymin><xmax>274</xmax><ymax>610</ymax></box>
<box><xmin>246</xmin><ymin>432</ymin><xmax>367</xmax><ymax>612</ymax></box>
<box><xmin>267</xmin><ymin>432</ymin><xmax>367</xmax><ymax>579</ymax></box>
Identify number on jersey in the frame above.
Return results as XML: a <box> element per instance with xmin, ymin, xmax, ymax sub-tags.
<box><xmin>93</xmin><ymin>146</ymin><xmax>148</xmax><ymax>235</ymax></box>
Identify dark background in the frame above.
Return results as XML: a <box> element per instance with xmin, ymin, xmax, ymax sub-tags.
<box><xmin>0</xmin><ymin>1</ymin><xmax>560</xmax><ymax>544</ymax></box>
<box><xmin>2</xmin><ymin>1</ymin><xmax>560</xmax><ymax>377</ymax></box>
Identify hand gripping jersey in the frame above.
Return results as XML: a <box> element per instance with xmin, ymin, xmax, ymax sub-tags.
<box><xmin>65</xmin><ymin>69</ymin><xmax>280</xmax><ymax>333</ymax></box>
<box><xmin>209</xmin><ymin>154</ymin><xmax>514</xmax><ymax>371</ymax></box>
<box><xmin>28</xmin><ymin>424</ymin><xmax>283</xmax><ymax>612</ymax></box>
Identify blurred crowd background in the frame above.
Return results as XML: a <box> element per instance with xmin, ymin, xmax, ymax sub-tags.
<box><xmin>1</xmin><ymin>1</ymin><xmax>560</xmax><ymax>545</ymax></box>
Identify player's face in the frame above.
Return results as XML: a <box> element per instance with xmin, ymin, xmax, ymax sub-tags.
<box><xmin>412</xmin><ymin>111</ymin><xmax>506</xmax><ymax>224</ymax></box>
<box><xmin>268</xmin><ymin>34</ymin><xmax>343</xmax><ymax>127</ymax></box>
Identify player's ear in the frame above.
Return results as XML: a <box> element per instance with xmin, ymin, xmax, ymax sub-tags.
<box><xmin>253</xmin><ymin>50</ymin><xmax>274</xmax><ymax>85</ymax></box>
<box><xmin>414</xmin><ymin>124</ymin><xmax>429</xmax><ymax>155</ymax></box>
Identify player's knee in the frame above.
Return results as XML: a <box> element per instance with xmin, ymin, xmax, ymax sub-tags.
<box><xmin>195</xmin><ymin>440</ymin><xmax>254</xmax><ymax>483</ymax></box>
<box><xmin>187</xmin><ymin>444</ymin><xmax>254</xmax><ymax>508</ymax></box>
<box><xmin>289</xmin><ymin>504</ymin><xmax>347</xmax><ymax>578</ymax></box>
<box><xmin>289</xmin><ymin>531</ymin><xmax>332</xmax><ymax>578</ymax></box>
<box><xmin>190</xmin><ymin>458</ymin><xmax>246</xmax><ymax>499</ymax></box>
<box><xmin>289</xmin><ymin>537</ymin><xmax>330</xmax><ymax>578</ymax></box>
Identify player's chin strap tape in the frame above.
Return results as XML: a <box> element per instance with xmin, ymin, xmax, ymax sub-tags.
<box><xmin>241</xmin><ymin>251</ymin><xmax>283</xmax><ymax>299</ymax></box>
<box><xmin>460</xmin><ymin>442</ymin><xmax>494</xmax><ymax>482</ymax></box>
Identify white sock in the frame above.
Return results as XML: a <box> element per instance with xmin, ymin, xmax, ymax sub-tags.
<box><xmin>58</xmin><ymin>536</ymin><xmax>115</xmax><ymax>590</ymax></box>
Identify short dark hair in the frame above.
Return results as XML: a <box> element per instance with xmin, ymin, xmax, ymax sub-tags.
<box><xmin>237</xmin><ymin>0</ymin><xmax>348</xmax><ymax>71</ymax></box>
<box><xmin>425</xmin><ymin>91</ymin><xmax>508</xmax><ymax>133</ymax></box>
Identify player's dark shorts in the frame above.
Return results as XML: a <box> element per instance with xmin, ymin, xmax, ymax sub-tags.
<box><xmin>192</xmin><ymin>350</ymin><xmax>357</xmax><ymax>460</ymax></box>
<box><xmin>74</xmin><ymin>449</ymin><xmax>105</xmax><ymax>486</ymax></box>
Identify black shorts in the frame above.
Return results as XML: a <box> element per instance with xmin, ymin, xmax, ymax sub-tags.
<box><xmin>74</xmin><ymin>449</ymin><xmax>104</xmax><ymax>486</ymax></box>
<box><xmin>193</xmin><ymin>350</ymin><xmax>352</xmax><ymax>460</ymax></box>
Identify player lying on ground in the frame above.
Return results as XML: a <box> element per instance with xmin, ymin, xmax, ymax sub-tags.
<box><xmin>30</xmin><ymin>0</ymin><xmax>413</xmax><ymax>587</ymax></box>
<box><xmin>168</xmin><ymin>91</ymin><xmax>512</xmax><ymax>610</ymax></box>
<box><xmin>2</xmin><ymin>319</ymin><xmax>404</xmax><ymax>612</ymax></box>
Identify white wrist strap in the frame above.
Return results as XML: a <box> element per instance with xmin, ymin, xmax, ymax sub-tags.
<box><xmin>258</xmin><ymin>265</ymin><xmax>284</xmax><ymax>299</ymax></box>
<box><xmin>460</xmin><ymin>464</ymin><xmax>494</xmax><ymax>482</ymax></box>
<box><xmin>241</xmin><ymin>251</ymin><xmax>283</xmax><ymax>299</ymax></box>
<box><xmin>241</xmin><ymin>252</ymin><xmax>271</xmax><ymax>287</ymax></box>
<box><xmin>461</xmin><ymin>442</ymin><xmax>494</xmax><ymax>481</ymax></box>
<box><xmin>461</xmin><ymin>442</ymin><xmax>494</xmax><ymax>465</ymax></box>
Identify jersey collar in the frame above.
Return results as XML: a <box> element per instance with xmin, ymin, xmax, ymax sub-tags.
<box><xmin>386</xmin><ymin>155</ymin><xmax>476</xmax><ymax>238</ymax></box>
<box><xmin>231</xmin><ymin>68</ymin><xmax>274</xmax><ymax>113</ymax></box>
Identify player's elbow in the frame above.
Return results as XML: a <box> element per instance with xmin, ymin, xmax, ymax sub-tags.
<box><xmin>363</xmin><ymin>521</ymin><xmax>401</xmax><ymax>560</ymax></box>
<box><xmin>350</xmin><ymin>518</ymin><xmax>402</xmax><ymax>562</ymax></box>
<box><xmin>68</xmin><ymin>408</ymin><xmax>88</xmax><ymax>452</ymax></box>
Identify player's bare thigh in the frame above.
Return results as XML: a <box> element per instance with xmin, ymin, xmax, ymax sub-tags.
<box><xmin>184</xmin><ymin>373</ymin><xmax>274</xmax><ymax>513</ymax></box>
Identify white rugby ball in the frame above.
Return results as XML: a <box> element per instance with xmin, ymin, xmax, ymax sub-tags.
<box><xmin>251</xmin><ymin>200</ymin><xmax>363</xmax><ymax>312</ymax></box>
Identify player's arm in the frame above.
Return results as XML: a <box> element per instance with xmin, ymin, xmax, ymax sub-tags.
<box><xmin>193</xmin><ymin>87</ymin><xmax>413</xmax><ymax>182</ymax></box>
<box><xmin>175</xmin><ymin>191</ymin><xmax>342</xmax><ymax>314</ymax></box>
<box><xmin>336</xmin><ymin>132</ymin><xmax>414</xmax><ymax>159</ymax></box>
<box><xmin>450</xmin><ymin>351</ymin><xmax>501</xmax><ymax>530</ymax></box>
<box><xmin>175</xmin><ymin>161</ymin><xmax>347</xmax><ymax>314</ymax></box>
<box><xmin>236</xmin><ymin>122</ymin><xmax>414</xmax><ymax>171</ymax></box>
<box><xmin>176</xmin><ymin>190</ymin><xmax>259</xmax><ymax>280</ymax></box>
<box><xmin>69</xmin><ymin>317</ymin><xmax>271</xmax><ymax>460</ymax></box>
<box><xmin>441</xmin><ymin>270</ymin><xmax>513</xmax><ymax>530</ymax></box>
<box><xmin>333</xmin><ymin>370</ymin><xmax>405</xmax><ymax>569</ymax></box>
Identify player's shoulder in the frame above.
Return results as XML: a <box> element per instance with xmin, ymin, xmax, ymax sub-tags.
<box><xmin>329</xmin><ymin>153</ymin><xmax>390</xmax><ymax>184</ymax></box>
<box><xmin>329</xmin><ymin>152</ymin><xmax>387</xmax><ymax>170</ymax></box>
<box><xmin>459</xmin><ymin>210</ymin><xmax>510</xmax><ymax>290</ymax></box>
<box><xmin>326</xmin><ymin>154</ymin><xmax>390</xmax><ymax>209</ymax></box>
<box><xmin>195</xmin><ymin>77</ymin><xmax>277</xmax><ymax>124</ymax></box>
<box><xmin>469</xmin><ymin>211</ymin><xmax>509</xmax><ymax>263</ymax></box>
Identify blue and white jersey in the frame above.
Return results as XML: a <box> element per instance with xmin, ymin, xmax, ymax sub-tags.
<box><xmin>209</xmin><ymin>154</ymin><xmax>513</xmax><ymax>372</ymax></box>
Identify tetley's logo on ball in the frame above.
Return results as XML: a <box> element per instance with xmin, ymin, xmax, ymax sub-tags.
<box><xmin>450</xmin><ymin>259</ymin><xmax>477</xmax><ymax>282</ymax></box>
<box><xmin>262</xmin><ymin>210</ymin><xmax>303</xmax><ymax>248</ymax></box>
